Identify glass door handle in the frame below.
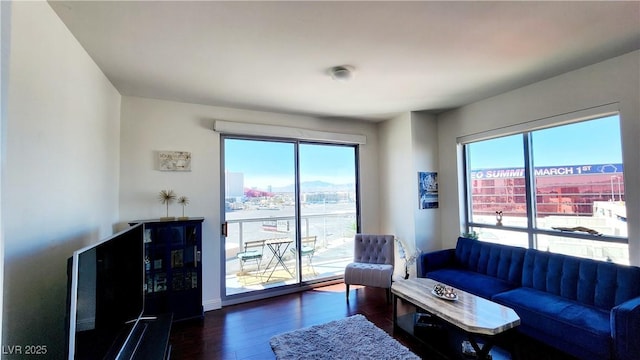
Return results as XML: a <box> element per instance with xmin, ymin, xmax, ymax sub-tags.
<box><xmin>221</xmin><ymin>222</ymin><xmax>228</xmax><ymax>237</ymax></box>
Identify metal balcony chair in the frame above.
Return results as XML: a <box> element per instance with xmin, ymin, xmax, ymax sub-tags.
<box><xmin>237</xmin><ymin>239</ymin><xmax>266</xmax><ymax>274</ymax></box>
<box><xmin>291</xmin><ymin>236</ymin><xmax>317</xmax><ymax>272</ymax></box>
<box><xmin>344</xmin><ymin>234</ymin><xmax>394</xmax><ymax>302</ymax></box>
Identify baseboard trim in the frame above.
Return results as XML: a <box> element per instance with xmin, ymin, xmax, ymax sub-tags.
<box><xmin>203</xmin><ymin>298</ymin><xmax>222</xmax><ymax>312</ymax></box>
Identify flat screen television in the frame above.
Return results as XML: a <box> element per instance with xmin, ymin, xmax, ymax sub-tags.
<box><xmin>66</xmin><ymin>223</ymin><xmax>145</xmax><ymax>360</ymax></box>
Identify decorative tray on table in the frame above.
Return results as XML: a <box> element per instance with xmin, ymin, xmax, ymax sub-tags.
<box><xmin>431</xmin><ymin>283</ymin><xmax>458</xmax><ymax>301</ymax></box>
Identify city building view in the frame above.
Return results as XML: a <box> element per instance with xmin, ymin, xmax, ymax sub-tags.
<box><xmin>469</xmin><ymin>163</ymin><xmax>628</xmax><ymax>264</ymax></box>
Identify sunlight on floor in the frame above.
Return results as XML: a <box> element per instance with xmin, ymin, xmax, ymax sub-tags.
<box><xmin>313</xmin><ymin>283</ymin><xmax>362</xmax><ymax>293</ymax></box>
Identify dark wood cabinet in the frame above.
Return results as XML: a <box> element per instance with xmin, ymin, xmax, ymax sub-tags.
<box><xmin>129</xmin><ymin>218</ymin><xmax>204</xmax><ymax>322</ymax></box>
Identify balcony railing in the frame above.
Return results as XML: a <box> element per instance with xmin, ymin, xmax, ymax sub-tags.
<box><xmin>225</xmin><ymin>212</ymin><xmax>356</xmax><ymax>258</ymax></box>
<box><xmin>225</xmin><ymin>212</ymin><xmax>356</xmax><ymax>295</ymax></box>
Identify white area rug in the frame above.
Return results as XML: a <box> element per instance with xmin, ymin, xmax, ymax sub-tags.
<box><xmin>269</xmin><ymin>314</ymin><xmax>420</xmax><ymax>360</ymax></box>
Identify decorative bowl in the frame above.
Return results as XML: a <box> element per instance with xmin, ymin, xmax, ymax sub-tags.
<box><xmin>431</xmin><ymin>283</ymin><xmax>458</xmax><ymax>301</ymax></box>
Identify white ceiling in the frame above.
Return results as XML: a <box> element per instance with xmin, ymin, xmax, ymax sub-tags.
<box><xmin>48</xmin><ymin>1</ymin><xmax>640</xmax><ymax>121</ymax></box>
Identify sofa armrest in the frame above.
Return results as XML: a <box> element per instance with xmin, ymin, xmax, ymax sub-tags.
<box><xmin>417</xmin><ymin>249</ymin><xmax>455</xmax><ymax>278</ymax></box>
<box><xmin>611</xmin><ymin>296</ymin><xmax>640</xmax><ymax>360</ymax></box>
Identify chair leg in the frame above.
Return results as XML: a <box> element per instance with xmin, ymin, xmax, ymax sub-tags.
<box><xmin>386</xmin><ymin>288</ymin><xmax>391</xmax><ymax>304</ymax></box>
<box><xmin>346</xmin><ymin>284</ymin><xmax>350</xmax><ymax>301</ymax></box>
<box><xmin>307</xmin><ymin>255</ymin><xmax>316</xmax><ymax>274</ymax></box>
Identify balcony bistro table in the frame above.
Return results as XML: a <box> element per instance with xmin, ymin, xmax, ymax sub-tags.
<box><xmin>263</xmin><ymin>238</ymin><xmax>295</xmax><ymax>282</ymax></box>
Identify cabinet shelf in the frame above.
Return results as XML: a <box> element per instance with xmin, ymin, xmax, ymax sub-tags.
<box><xmin>130</xmin><ymin>217</ymin><xmax>204</xmax><ymax>321</ymax></box>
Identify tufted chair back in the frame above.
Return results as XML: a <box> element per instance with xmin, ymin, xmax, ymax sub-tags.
<box><xmin>344</xmin><ymin>234</ymin><xmax>395</xmax><ymax>302</ymax></box>
<box><xmin>353</xmin><ymin>234</ymin><xmax>394</xmax><ymax>265</ymax></box>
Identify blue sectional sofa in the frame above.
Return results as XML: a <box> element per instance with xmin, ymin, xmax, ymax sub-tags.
<box><xmin>417</xmin><ymin>237</ymin><xmax>640</xmax><ymax>360</ymax></box>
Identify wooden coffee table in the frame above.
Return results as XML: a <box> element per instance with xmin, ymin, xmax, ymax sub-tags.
<box><xmin>392</xmin><ymin>277</ymin><xmax>520</xmax><ymax>359</ymax></box>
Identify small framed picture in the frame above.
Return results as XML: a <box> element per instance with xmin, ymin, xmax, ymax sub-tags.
<box><xmin>418</xmin><ymin>171</ymin><xmax>438</xmax><ymax>209</ymax></box>
<box><xmin>157</xmin><ymin>151</ymin><xmax>191</xmax><ymax>171</ymax></box>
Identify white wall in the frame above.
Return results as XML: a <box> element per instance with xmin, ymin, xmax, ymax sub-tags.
<box><xmin>379</xmin><ymin>111</ymin><xmax>439</xmax><ymax>277</ymax></box>
<box><xmin>2</xmin><ymin>2</ymin><xmax>122</xmax><ymax>358</ymax></box>
<box><xmin>411</xmin><ymin>112</ymin><xmax>440</xmax><ymax>254</ymax></box>
<box><xmin>379</xmin><ymin>112</ymin><xmax>413</xmax><ymax>247</ymax></box>
<box><xmin>437</xmin><ymin>50</ymin><xmax>640</xmax><ymax>265</ymax></box>
<box><xmin>0</xmin><ymin>0</ymin><xmax>11</xmax><ymax>347</ymax></box>
<box><xmin>118</xmin><ymin>96</ymin><xmax>380</xmax><ymax>310</ymax></box>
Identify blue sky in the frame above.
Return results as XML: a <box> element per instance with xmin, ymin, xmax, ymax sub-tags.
<box><xmin>224</xmin><ymin>139</ymin><xmax>356</xmax><ymax>189</ymax></box>
<box><xmin>224</xmin><ymin>115</ymin><xmax>622</xmax><ymax>189</ymax></box>
<box><xmin>469</xmin><ymin>115</ymin><xmax>623</xmax><ymax>169</ymax></box>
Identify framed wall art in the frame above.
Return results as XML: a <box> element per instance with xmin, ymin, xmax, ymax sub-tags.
<box><xmin>418</xmin><ymin>171</ymin><xmax>438</xmax><ymax>209</ymax></box>
<box><xmin>158</xmin><ymin>151</ymin><xmax>191</xmax><ymax>171</ymax></box>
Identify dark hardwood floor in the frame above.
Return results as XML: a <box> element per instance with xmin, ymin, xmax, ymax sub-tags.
<box><xmin>169</xmin><ymin>284</ymin><xmax>422</xmax><ymax>359</ymax></box>
<box><xmin>169</xmin><ymin>283</ymin><xmax>575</xmax><ymax>360</ymax></box>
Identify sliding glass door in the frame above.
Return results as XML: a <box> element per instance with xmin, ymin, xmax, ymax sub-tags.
<box><xmin>298</xmin><ymin>144</ymin><xmax>358</xmax><ymax>281</ymax></box>
<box><xmin>222</xmin><ymin>137</ymin><xmax>358</xmax><ymax>301</ymax></box>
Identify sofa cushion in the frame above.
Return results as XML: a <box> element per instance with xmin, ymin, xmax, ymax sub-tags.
<box><xmin>521</xmin><ymin>249</ymin><xmax>640</xmax><ymax>311</ymax></box>
<box><xmin>418</xmin><ymin>249</ymin><xmax>455</xmax><ymax>274</ymax></box>
<box><xmin>454</xmin><ymin>237</ymin><xmax>526</xmax><ymax>286</ymax></box>
<box><xmin>344</xmin><ymin>262</ymin><xmax>393</xmax><ymax>288</ymax></box>
<box><xmin>428</xmin><ymin>269</ymin><xmax>518</xmax><ymax>299</ymax></box>
<box><xmin>493</xmin><ymin>287</ymin><xmax>611</xmax><ymax>359</ymax></box>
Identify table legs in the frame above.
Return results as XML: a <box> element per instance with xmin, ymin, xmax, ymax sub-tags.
<box><xmin>465</xmin><ymin>334</ymin><xmax>494</xmax><ymax>360</ymax></box>
<box><xmin>392</xmin><ymin>293</ymin><xmax>398</xmax><ymax>329</ymax></box>
<box><xmin>263</xmin><ymin>242</ymin><xmax>293</xmax><ymax>282</ymax></box>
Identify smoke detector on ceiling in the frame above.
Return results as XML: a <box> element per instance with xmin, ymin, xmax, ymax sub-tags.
<box><xmin>329</xmin><ymin>65</ymin><xmax>355</xmax><ymax>81</ymax></box>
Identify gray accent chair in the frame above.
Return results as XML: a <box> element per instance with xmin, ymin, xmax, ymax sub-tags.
<box><xmin>344</xmin><ymin>234</ymin><xmax>394</xmax><ymax>301</ymax></box>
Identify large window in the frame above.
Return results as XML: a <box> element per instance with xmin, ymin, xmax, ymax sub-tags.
<box><xmin>464</xmin><ymin>114</ymin><xmax>628</xmax><ymax>263</ymax></box>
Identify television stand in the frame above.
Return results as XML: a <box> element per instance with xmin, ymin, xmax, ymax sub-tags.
<box><xmin>132</xmin><ymin>313</ymin><xmax>173</xmax><ymax>360</ymax></box>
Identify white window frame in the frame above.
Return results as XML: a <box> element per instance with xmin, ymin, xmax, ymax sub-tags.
<box><xmin>459</xmin><ymin>104</ymin><xmax>628</xmax><ymax>256</ymax></box>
